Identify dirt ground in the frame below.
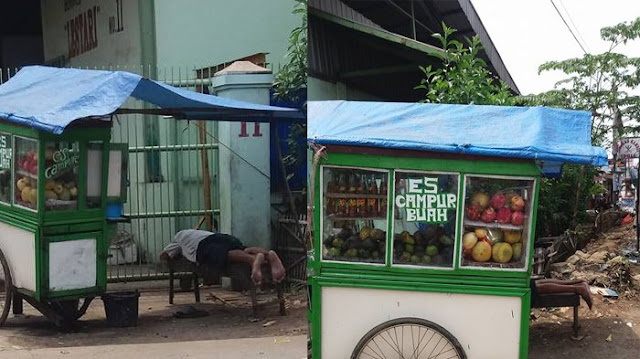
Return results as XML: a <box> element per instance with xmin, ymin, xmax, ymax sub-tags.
<box><xmin>3</xmin><ymin>225</ymin><xmax>640</xmax><ymax>358</ymax></box>
<box><xmin>0</xmin><ymin>283</ymin><xmax>308</xmax><ymax>352</ymax></box>
<box><xmin>529</xmin><ymin>295</ymin><xmax>640</xmax><ymax>358</ymax></box>
<box><xmin>529</xmin><ymin>223</ymin><xmax>640</xmax><ymax>359</ymax></box>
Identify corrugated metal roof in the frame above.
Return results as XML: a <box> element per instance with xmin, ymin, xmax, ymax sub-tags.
<box><xmin>308</xmin><ymin>0</ymin><xmax>381</xmax><ymax>29</ymax></box>
<box><xmin>310</xmin><ymin>0</ymin><xmax>520</xmax><ymax>95</ymax></box>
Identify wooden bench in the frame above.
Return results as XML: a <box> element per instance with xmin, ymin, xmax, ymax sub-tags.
<box><xmin>531</xmin><ymin>292</ymin><xmax>581</xmax><ymax>336</ymax></box>
<box><xmin>163</xmin><ymin>255</ymin><xmax>286</xmax><ymax>317</ymax></box>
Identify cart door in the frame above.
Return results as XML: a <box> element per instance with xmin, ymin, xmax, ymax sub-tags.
<box><xmin>45</xmin><ymin>231</ymin><xmax>103</xmax><ymax>297</ymax></box>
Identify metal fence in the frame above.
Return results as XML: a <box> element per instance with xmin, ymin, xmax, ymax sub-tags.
<box><xmin>107</xmin><ymin>66</ymin><xmax>222</xmax><ymax>281</ymax></box>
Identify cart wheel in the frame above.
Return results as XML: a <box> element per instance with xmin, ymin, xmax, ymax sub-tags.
<box><xmin>351</xmin><ymin>317</ymin><xmax>466</xmax><ymax>359</ymax></box>
<box><xmin>51</xmin><ymin>297</ymin><xmax>94</xmax><ymax>324</ymax></box>
<box><xmin>0</xmin><ymin>249</ymin><xmax>13</xmax><ymax>326</ymax></box>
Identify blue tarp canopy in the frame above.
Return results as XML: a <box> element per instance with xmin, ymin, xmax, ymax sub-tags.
<box><xmin>308</xmin><ymin>101</ymin><xmax>608</xmax><ymax>176</ymax></box>
<box><xmin>0</xmin><ymin>66</ymin><xmax>303</xmax><ymax>134</ymax></box>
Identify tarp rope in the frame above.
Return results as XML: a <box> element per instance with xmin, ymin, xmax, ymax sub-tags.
<box><xmin>306</xmin><ymin>142</ymin><xmax>327</xmax><ymax>250</ymax></box>
<box><xmin>190</xmin><ymin>121</ymin><xmax>271</xmax><ymax>180</ymax></box>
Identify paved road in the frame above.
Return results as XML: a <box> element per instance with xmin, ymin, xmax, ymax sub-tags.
<box><xmin>0</xmin><ymin>335</ymin><xmax>307</xmax><ymax>359</ymax></box>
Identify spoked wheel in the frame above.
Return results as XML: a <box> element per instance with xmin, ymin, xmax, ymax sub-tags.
<box><xmin>351</xmin><ymin>318</ymin><xmax>466</xmax><ymax>359</ymax></box>
<box><xmin>0</xmin><ymin>249</ymin><xmax>13</xmax><ymax>326</ymax></box>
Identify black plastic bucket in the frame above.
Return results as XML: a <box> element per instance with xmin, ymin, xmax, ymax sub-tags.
<box><xmin>102</xmin><ymin>291</ymin><xmax>140</xmax><ymax>327</ymax></box>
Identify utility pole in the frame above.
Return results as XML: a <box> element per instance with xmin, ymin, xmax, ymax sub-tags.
<box><xmin>611</xmin><ymin>108</ymin><xmax>623</xmax><ymax>207</ymax></box>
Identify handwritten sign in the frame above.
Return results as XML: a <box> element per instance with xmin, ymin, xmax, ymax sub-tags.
<box><xmin>395</xmin><ymin>177</ymin><xmax>457</xmax><ymax>223</ymax></box>
<box><xmin>45</xmin><ymin>148</ymin><xmax>79</xmax><ymax>179</ymax></box>
<box><xmin>0</xmin><ymin>134</ymin><xmax>12</xmax><ymax>170</ymax></box>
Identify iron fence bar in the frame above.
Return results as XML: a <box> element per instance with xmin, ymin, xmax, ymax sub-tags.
<box><xmin>128</xmin><ymin>143</ymin><xmax>219</xmax><ymax>153</ymax></box>
<box><xmin>162</xmin><ymin>78</ymin><xmax>212</xmax><ymax>87</ymax></box>
<box><xmin>125</xmin><ymin>209</ymin><xmax>220</xmax><ymax>219</ymax></box>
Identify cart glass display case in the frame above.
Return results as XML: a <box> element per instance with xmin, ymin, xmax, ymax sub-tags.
<box><xmin>392</xmin><ymin>171</ymin><xmax>459</xmax><ymax>268</ymax></box>
<box><xmin>460</xmin><ymin>175</ymin><xmax>535</xmax><ymax>270</ymax></box>
<box><xmin>321</xmin><ymin>166</ymin><xmax>389</xmax><ymax>264</ymax></box>
<box><xmin>0</xmin><ymin>132</ymin><xmax>12</xmax><ymax>204</ymax></box>
<box><xmin>14</xmin><ymin>136</ymin><xmax>39</xmax><ymax>211</ymax></box>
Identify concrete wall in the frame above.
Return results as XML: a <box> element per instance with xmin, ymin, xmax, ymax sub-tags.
<box><xmin>40</xmin><ymin>0</ymin><xmax>142</xmax><ymax>66</ymax></box>
<box><xmin>153</xmin><ymin>0</ymin><xmax>298</xmax><ymax>69</ymax></box>
<box><xmin>212</xmin><ymin>70</ymin><xmax>273</xmax><ymax>248</ymax></box>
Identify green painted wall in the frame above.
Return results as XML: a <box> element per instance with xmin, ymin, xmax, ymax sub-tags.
<box><xmin>153</xmin><ymin>0</ymin><xmax>299</xmax><ymax>69</ymax></box>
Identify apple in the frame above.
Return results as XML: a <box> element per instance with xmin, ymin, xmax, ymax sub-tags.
<box><xmin>462</xmin><ymin>232</ymin><xmax>478</xmax><ymax>250</ymax></box>
<box><xmin>474</xmin><ymin>228</ymin><xmax>488</xmax><ymax>238</ymax></box>
<box><xmin>510</xmin><ymin>195</ymin><xmax>525</xmax><ymax>212</ymax></box>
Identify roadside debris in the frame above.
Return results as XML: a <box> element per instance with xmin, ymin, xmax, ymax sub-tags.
<box><xmin>550</xmin><ymin>226</ymin><xmax>638</xmax><ymax>296</ymax></box>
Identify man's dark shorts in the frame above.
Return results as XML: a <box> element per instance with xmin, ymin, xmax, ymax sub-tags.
<box><xmin>196</xmin><ymin>233</ymin><xmax>246</xmax><ymax>270</ymax></box>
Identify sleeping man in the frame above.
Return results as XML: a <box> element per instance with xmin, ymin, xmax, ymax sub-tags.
<box><xmin>160</xmin><ymin>229</ymin><xmax>286</xmax><ymax>285</ymax></box>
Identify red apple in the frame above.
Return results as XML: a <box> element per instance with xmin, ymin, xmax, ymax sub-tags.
<box><xmin>510</xmin><ymin>195</ymin><xmax>525</xmax><ymax>212</ymax></box>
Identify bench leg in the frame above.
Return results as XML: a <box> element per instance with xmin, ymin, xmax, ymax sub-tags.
<box><xmin>277</xmin><ymin>283</ymin><xmax>286</xmax><ymax>316</ymax></box>
<box><xmin>194</xmin><ymin>273</ymin><xmax>200</xmax><ymax>303</ymax></box>
<box><xmin>573</xmin><ymin>305</ymin><xmax>580</xmax><ymax>336</ymax></box>
<box><xmin>250</xmin><ymin>284</ymin><xmax>258</xmax><ymax>317</ymax></box>
<box><xmin>169</xmin><ymin>268</ymin><xmax>175</xmax><ymax>305</ymax></box>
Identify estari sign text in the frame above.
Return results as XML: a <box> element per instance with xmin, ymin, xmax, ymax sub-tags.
<box><xmin>395</xmin><ymin>177</ymin><xmax>457</xmax><ymax>223</ymax></box>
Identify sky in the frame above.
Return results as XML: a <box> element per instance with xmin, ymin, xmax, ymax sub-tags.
<box><xmin>471</xmin><ymin>0</ymin><xmax>640</xmax><ymax>95</ymax></box>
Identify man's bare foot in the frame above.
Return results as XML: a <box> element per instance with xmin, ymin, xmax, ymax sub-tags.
<box><xmin>577</xmin><ymin>282</ymin><xmax>593</xmax><ymax>310</ymax></box>
<box><xmin>251</xmin><ymin>253</ymin><xmax>265</xmax><ymax>285</ymax></box>
<box><xmin>267</xmin><ymin>250</ymin><xmax>286</xmax><ymax>283</ymax></box>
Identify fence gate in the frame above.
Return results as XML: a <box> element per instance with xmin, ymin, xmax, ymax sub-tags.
<box><xmin>275</xmin><ymin>214</ymin><xmax>307</xmax><ymax>283</ymax></box>
<box><xmin>106</xmin><ymin>66</ymin><xmax>220</xmax><ymax>282</ymax></box>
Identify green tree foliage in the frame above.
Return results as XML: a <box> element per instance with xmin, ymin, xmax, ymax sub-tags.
<box><xmin>522</xmin><ymin>17</ymin><xmax>640</xmax><ymax>147</ymax></box>
<box><xmin>523</xmin><ymin>17</ymin><xmax>640</xmax><ymax>235</ymax></box>
<box><xmin>273</xmin><ymin>0</ymin><xmax>307</xmax><ymax>208</ymax></box>
<box><xmin>415</xmin><ymin>23</ymin><xmax>514</xmax><ymax>105</ymax></box>
<box><xmin>274</xmin><ymin>0</ymin><xmax>307</xmax><ymax>104</ymax></box>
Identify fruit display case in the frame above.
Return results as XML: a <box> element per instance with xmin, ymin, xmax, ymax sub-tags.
<box><xmin>459</xmin><ymin>175</ymin><xmax>535</xmax><ymax>270</ymax></box>
<box><xmin>308</xmin><ymin>101</ymin><xmax>607</xmax><ymax>359</ymax></box>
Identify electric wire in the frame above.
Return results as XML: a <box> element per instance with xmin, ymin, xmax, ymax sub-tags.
<box><xmin>549</xmin><ymin>0</ymin><xmax>588</xmax><ymax>54</ymax></box>
<box><xmin>558</xmin><ymin>0</ymin><xmax>591</xmax><ymax>53</ymax></box>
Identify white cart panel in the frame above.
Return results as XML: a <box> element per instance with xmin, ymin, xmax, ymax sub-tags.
<box><xmin>321</xmin><ymin>286</ymin><xmax>522</xmax><ymax>359</ymax></box>
<box><xmin>0</xmin><ymin>222</ymin><xmax>36</xmax><ymax>291</ymax></box>
<box><xmin>49</xmin><ymin>239</ymin><xmax>97</xmax><ymax>291</ymax></box>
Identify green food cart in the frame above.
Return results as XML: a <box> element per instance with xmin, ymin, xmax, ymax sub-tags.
<box><xmin>307</xmin><ymin>101</ymin><xmax>607</xmax><ymax>359</ymax></box>
<box><xmin>0</xmin><ymin>66</ymin><xmax>302</xmax><ymax>327</ymax></box>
